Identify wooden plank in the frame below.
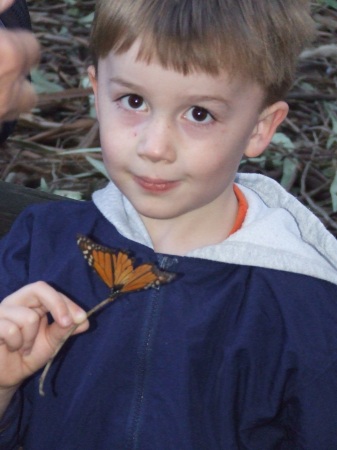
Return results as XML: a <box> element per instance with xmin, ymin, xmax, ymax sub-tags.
<box><xmin>0</xmin><ymin>181</ymin><xmax>73</xmax><ymax>237</ymax></box>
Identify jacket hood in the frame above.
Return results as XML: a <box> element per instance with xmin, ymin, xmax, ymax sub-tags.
<box><xmin>93</xmin><ymin>173</ymin><xmax>337</xmax><ymax>285</ymax></box>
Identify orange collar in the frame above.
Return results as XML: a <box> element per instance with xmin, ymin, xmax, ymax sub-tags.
<box><xmin>229</xmin><ymin>184</ymin><xmax>248</xmax><ymax>236</ymax></box>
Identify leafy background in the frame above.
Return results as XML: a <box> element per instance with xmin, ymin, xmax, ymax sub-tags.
<box><xmin>0</xmin><ymin>0</ymin><xmax>337</xmax><ymax>234</ymax></box>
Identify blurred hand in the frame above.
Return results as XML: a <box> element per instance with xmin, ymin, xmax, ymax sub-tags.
<box><xmin>0</xmin><ymin>0</ymin><xmax>40</xmax><ymax>121</ymax></box>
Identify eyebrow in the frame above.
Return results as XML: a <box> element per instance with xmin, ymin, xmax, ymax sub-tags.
<box><xmin>109</xmin><ymin>76</ymin><xmax>232</xmax><ymax>109</ymax></box>
<box><xmin>109</xmin><ymin>77</ymin><xmax>142</xmax><ymax>91</ymax></box>
<box><xmin>187</xmin><ymin>95</ymin><xmax>232</xmax><ymax>107</ymax></box>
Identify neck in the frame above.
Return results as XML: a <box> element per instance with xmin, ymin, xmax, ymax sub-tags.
<box><xmin>140</xmin><ymin>192</ymin><xmax>239</xmax><ymax>255</ymax></box>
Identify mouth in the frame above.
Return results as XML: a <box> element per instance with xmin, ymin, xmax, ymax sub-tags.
<box><xmin>134</xmin><ymin>176</ymin><xmax>179</xmax><ymax>193</ymax></box>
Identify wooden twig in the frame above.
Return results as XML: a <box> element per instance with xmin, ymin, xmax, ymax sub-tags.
<box><xmin>39</xmin><ymin>292</ymin><xmax>122</xmax><ymax>396</ymax></box>
<box><xmin>37</xmin><ymin>88</ymin><xmax>93</xmax><ymax>108</ymax></box>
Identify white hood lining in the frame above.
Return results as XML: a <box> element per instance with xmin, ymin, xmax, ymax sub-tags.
<box><xmin>93</xmin><ymin>174</ymin><xmax>337</xmax><ymax>285</ymax></box>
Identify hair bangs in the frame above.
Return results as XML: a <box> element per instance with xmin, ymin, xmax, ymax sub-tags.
<box><xmin>90</xmin><ymin>0</ymin><xmax>315</xmax><ymax>104</ymax></box>
<box><xmin>91</xmin><ymin>1</ymin><xmax>258</xmax><ymax>79</ymax></box>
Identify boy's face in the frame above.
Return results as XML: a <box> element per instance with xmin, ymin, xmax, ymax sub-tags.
<box><xmin>89</xmin><ymin>42</ymin><xmax>286</xmax><ymax>243</ymax></box>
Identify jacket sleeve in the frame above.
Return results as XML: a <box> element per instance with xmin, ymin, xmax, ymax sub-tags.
<box><xmin>236</xmin><ymin>273</ymin><xmax>337</xmax><ymax>448</ymax></box>
<box><xmin>0</xmin><ymin>392</ymin><xmax>23</xmax><ymax>449</ymax></box>
<box><xmin>290</xmin><ymin>359</ymin><xmax>337</xmax><ymax>448</ymax></box>
<box><xmin>0</xmin><ymin>209</ymin><xmax>35</xmax><ymax>447</ymax></box>
<box><xmin>290</xmin><ymin>279</ymin><xmax>337</xmax><ymax>448</ymax></box>
<box><xmin>282</xmin><ymin>278</ymin><xmax>337</xmax><ymax>448</ymax></box>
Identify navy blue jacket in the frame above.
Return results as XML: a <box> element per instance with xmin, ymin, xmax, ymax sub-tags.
<box><xmin>1</xmin><ymin>175</ymin><xmax>337</xmax><ymax>449</ymax></box>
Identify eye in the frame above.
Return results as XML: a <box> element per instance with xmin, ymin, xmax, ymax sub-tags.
<box><xmin>185</xmin><ymin>106</ymin><xmax>214</xmax><ymax>124</ymax></box>
<box><xmin>120</xmin><ymin>94</ymin><xmax>147</xmax><ymax>111</ymax></box>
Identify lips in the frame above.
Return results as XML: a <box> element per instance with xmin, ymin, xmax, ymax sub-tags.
<box><xmin>134</xmin><ymin>176</ymin><xmax>179</xmax><ymax>193</ymax></box>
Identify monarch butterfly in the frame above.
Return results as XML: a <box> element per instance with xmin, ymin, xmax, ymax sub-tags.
<box><xmin>77</xmin><ymin>235</ymin><xmax>176</xmax><ymax>296</ymax></box>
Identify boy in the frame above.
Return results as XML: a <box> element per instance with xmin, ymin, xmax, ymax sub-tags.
<box><xmin>1</xmin><ymin>0</ymin><xmax>337</xmax><ymax>448</ymax></box>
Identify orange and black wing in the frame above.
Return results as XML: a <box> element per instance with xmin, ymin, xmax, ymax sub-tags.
<box><xmin>77</xmin><ymin>235</ymin><xmax>176</xmax><ymax>294</ymax></box>
<box><xmin>119</xmin><ymin>262</ymin><xmax>175</xmax><ymax>293</ymax></box>
<box><xmin>77</xmin><ymin>235</ymin><xmax>124</xmax><ymax>290</ymax></box>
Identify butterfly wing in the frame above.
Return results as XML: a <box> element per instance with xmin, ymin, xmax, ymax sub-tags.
<box><xmin>77</xmin><ymin>235</ymin><xmax>117</xmax><ymax>289</ymax></box>
<box><xmin>111</xmin><ymin>250</ymin><xmax>135</xmax><ymax>291</ymax></box>
<box><xmin>121</xmin><ymin>263</ymin><xmax>175</xmax><ymax>293</ymax></box>
<box><xmin>77</xmin><ymin>235</ymin><xmax>176</xmax><ymax>295</ymax></box>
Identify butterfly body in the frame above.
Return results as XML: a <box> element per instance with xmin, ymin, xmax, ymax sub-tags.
<box><xmin>77</xmin><ymin>235</ymin><xmax>176</xmax><ymax>296</ymax></box>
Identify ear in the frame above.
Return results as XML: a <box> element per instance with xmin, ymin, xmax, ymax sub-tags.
<box><xmin>88</xmin><ymin>65</ymin><xmax>99</xmax><ymax>121</ymax></box>
<box><xmin>244</xmin><ymin>101</ymin><xmax>289</xmax><ymax>158</ymax></box>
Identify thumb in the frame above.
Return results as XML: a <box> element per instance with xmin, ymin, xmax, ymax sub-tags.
<box><xmin>45</xmin><ymin>314</ymin><xmax>88</xmax><ymax>355</ymax></box>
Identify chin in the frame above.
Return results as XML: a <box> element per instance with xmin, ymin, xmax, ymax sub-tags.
<box><xmin>134</xmin><ymin>202</ymin><xmax>179</xmax><ymax>219</ymax></box>
<box><xmin>138</xmin><ymin>209</ymin><xmax>176</xmax><ymax>220</ymax></box>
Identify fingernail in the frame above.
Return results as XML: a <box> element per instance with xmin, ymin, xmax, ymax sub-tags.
<box><xmin>74</xmin><ymin>311</ymin><xmax>87</xmax><ymax>324</ymax></box>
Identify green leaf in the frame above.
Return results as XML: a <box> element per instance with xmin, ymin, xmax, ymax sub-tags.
<box><xmin>324</xmin><ymin>103</ymin><xmax>337</xmax><ymax>149</ymax></box>
<box><xmin>58</xmin><ymin>147</ymin><xmax>101</xmax><ymax>155</ymax></box>
<box><xmin>86</xmin><ymin>156</ymin><xmax>110</xmax><ymax>179</ymax></box>
<box><xmin>280</xmin><ymin>158</ymin><xmax>297</xmax><ymax>190</ymax></box>
<box><xmin>53</xmin><ymin>190</ymin><xmax>83</xmax><ymax>200</ymax></box>
<box><xmin>271</xmin><ymin>133</ymin><xmax>295</xmax><ymax>151</ymax></box>
<box><xmin>319</xmin><ymin>0</ymin><xmax>337</xmax><ymax>9</ymax></box>
<box><xmin>39</xmin><ymin>178</ymin><xmax>49</xmax><ymax>192</ymax></box>
<box><xmin>79</xmin><ymin>12</ymin><xmax>95</xmax><ymax>24</ymax></box>
<box><xmin>31</xmin><ymin>69</ymin><xmax>63</xmax><ymax>94</ymax></box>
<box><xmin>68</xmin><ymin>8</ymin><xmax>80</xmax><ymax>17</ymax></box>
<box><xmin>330</xmin><ymin>170</ymin><xmax>337</xmax><ymax>212</ymax></box>
<box><xmin>81</xmin><ymin>75</ymin><xmax>96</xmax><ymax>118</ymax></box>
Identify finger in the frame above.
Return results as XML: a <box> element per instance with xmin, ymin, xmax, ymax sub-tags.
<box><xmin>2</xmin><ymin>282</ymin><xmax>87</xmax><ymax>329</ymax></box>
<box><xmin>0</xmin><ymin>0</ymin><xmax>14</xmax><ymax>14</ymax></box>
<box><xmin>18</xmin><ymin>80</ymin><xmax>38</xmax><ymax>113</ymax></box>
<box><xmin>0</xmin><ymin>305</ymin><xmax>44</xmax><ymax>355</ymax></box>
<box><xmin>0</xmin><ymin>305</ymin><xmax>88</xmax><ymax>372</ymax></box>
<box><xmin>45</xmin><ymin>314</ymin><xmax>90</xmax><ymax>352</ymax></box>
<box><xmin>0</xmin><ymin>30</ymin><xmax>40</xmax><ymax>74</ymax></box>
<box><xmin>0</xmin><ymin>30</ymin><xmax>40</xmax><ymax>120</ymax></box>
<box><xmin>0</xmin><ymin>318</ymin><xmax>23</xmax><ymax>352</ymax></box>
<box><xmin>0</xmin><ymin>79</ymin><xmax>37</xmax><ymax>121</ymax></box>
<box><xmin>0</xmin><ymin>30</ymin><xmax>40</xmax><ymax>73</ymax></box>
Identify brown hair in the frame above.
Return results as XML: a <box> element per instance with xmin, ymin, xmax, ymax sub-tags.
<box><xmin>90</xmin><ymin>0</ymin><xmax>314</xmax><ymax>105</ymax></box>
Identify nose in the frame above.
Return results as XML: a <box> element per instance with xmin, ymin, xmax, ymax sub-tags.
<box><xmin>137</xmin><ymin>118</ymin><xmax>176</xmax><ymax>163</ymax></box>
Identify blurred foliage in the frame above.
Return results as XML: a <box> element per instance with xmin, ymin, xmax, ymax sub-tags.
<box><xmin>318</xmin><ymin>0</ymin><xmax>337</xmax><ymax>9</ymax></box>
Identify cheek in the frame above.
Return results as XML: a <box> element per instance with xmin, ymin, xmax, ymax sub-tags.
<box><xmin>99</xmin><ymin>132</ymin><xmax>121</xmax><ymax>168</ymax></box>
<box><xmin>188</xmin><ymin>154</ymin><xmax>242</xmax><ymax>198</ymax></box>
<box><xmin>192</xmin><ymin>148</ymin><xmax>242</xmax><ymax>181</ymax></box>
<box><xmin>98</xmin><ymin>107</ymin><xmax>140</xmax><ymax>141</ymax></box>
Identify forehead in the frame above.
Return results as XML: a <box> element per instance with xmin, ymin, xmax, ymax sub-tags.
<box><xmin>101</xmin><ymin>40</ymin><xmax>259</xmax><ymax>87</ymax></box>
<box><xmin>97</xmin><ymin>42</ymin><xmax>265</xmax><ymax>111</ymax></box>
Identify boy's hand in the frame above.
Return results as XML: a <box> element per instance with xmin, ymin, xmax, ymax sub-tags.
<box><xmin>0</xmin><ymin>0</ymin><xmax>40</xmax><ymax>121</ymax></box>
<box><xmin>0</xmin><ymin>282</ymin><xmax>89</xmax><ymax>389</ymax></box>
